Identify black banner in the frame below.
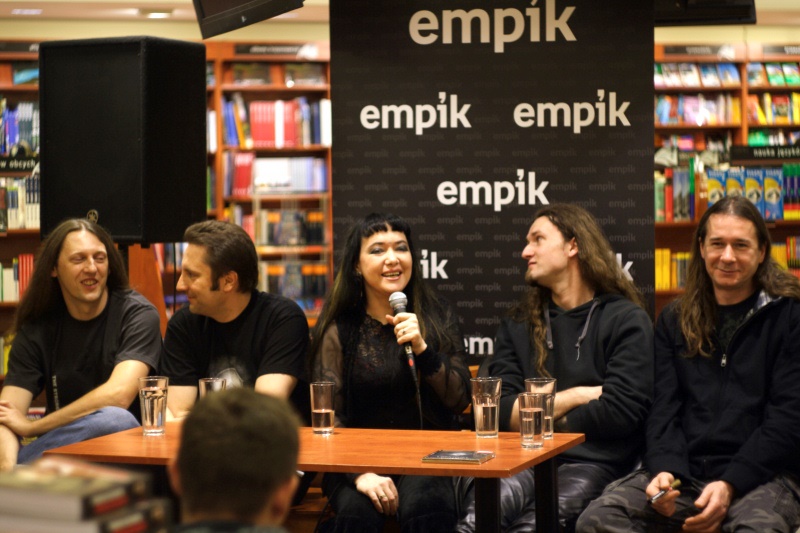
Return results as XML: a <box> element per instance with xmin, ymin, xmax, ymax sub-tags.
<box><xmin>330</xmin><ymin>0</ymin><xmax>654</xmax><ymax>363</ymax></box>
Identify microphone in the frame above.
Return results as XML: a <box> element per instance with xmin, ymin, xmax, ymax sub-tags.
<box><xmin>388</xmin><ymin>292</ymin><xmax>415</xmax><ymax>366</ymax></box>
<box><xmin>389</xmin><ymin>291</ymin><xmax>423</xmax><ymax>430</ymax></box>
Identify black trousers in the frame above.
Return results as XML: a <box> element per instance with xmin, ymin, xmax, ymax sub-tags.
<box><xmin>321</xmin><ymin>472</ymin><xmax>457</xmax><ymax>533</ymax></box>
<box><xmin>455</xmin><ymin>461</ymin><xmax>619</xmax><ymax>533</ymax></box>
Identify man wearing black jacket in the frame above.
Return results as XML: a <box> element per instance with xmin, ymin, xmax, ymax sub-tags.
<box><xmin>578</xmin><ymin>196</ymin><xmax>800</xmax><ymax>532</ymax></box>
<box><xmin>456</xmin><ymin>204</ymin><xmax>653</xmax><ymax>532</ymax></box>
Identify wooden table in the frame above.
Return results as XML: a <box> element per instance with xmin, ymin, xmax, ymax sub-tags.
<box><xmin>47</xmin><ymin>423</ymin><xmax>584</xmax><ymax>533</ymax></box>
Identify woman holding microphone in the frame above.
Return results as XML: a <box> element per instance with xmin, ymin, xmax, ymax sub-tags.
<box><xmin>309</xmin><ymin>212</ymin><xmax>470</xmax><ymax>533</ymax></box>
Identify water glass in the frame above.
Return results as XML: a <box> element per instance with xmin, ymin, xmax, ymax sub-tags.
<box><xmin>525</xmin><ymin>377</ymin><xmax>556</xmax><ymax>438</ymax></box>
<box><xmin>543</xmin><ymin>394</ymin><xmax>555</xmax><ymax>439</ymax></box>
<box><xmin>518</xmin><ymin>392</ymin><xmax>545</xmax><ymax>449</ymax></box>
<box><xmin>139</xmin><ymin>376</ymin><xmax>168</xmax><ymax>436</ymax></box>
<box><xmin>471</xmin><ymin>377</ymin><xmax>501</xmax><ymax>438</ymax></box>
<box><xmin>310</xmin><ymin>382</ymin><xmax>335</xmax><ymax>435</ymax></box>
<box><xmin>198</xmin><ymin>377</ymin><xmax>227</xmax><ymax>397</ymax></box>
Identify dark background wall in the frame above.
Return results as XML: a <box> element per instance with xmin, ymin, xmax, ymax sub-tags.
<box><xmin>330</xmin><ymin>0</ymin><xmax>654</xmax><ymax>363</ymax></box>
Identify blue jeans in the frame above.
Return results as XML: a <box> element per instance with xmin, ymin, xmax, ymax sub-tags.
<box><xmin>17</xmin><ymin>407</ymin><xmax>139</xmax><ymax>464</ymax></box>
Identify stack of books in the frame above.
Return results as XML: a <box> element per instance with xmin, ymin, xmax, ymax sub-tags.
<box><xmin>0</xmin><ymin>455</ymin><xmax>172</xmax><ymax>532</ymax></box>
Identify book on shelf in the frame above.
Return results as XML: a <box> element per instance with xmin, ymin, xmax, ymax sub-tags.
<box><xmin>717</xmin><ymin>63</ymin><xmax>740</xmax><ymax>86</ymax></box>
<box><xmin>654</xmin><ymin>63</ymin><xmax>665</xmax><ymax>88</ymax></box>
<box><xmin>661</xmin><ymin>63</ymin><xmax>681</xmax><ymax>87</ymax></box>
<box><xmin>12</xmin><ymin>61</ymin><xmax>39</xmax><ymax>85</ymax></box>
<box><xmin>747</xmin><ymin>94</ymin><xmax>767</xmax><ymax>125</ymax></box>
<box><xmin>706</xmin><ymin>168</ymin><xmax>726</xmax><ymax>206</ymax></box>
<box><xmin>231</xmin><ymin>92</ymin><xmax>253</xmax><ymax>150</ymax></box>
<box><xmin>255</xmin><ymin>209</ymin><xmax>325</xmax><ymax>246</ymax></box>
<box><xmin>207</xmin><ymin>109</ymin><xmax>217</xmax><ymax>154</ymax></box>
<box><xmin>284</xmin><ymin>62</ymin><xmax>327</xmax><ymax>86</ymax></box>
<box><xmin>249</xmin><ymin>100</ymin><xmax>277</xmax><ymax>148</ymax></box>
<box><xmin>764</xmin><ymin>167</ymin><xmax>784</xmax><ymax>221</ymax></box>
<box><xmin>746</xmin><ymin>62</ymin><xmax>768</xmax><ymax>87</ymax></box>
<box><xmin>744</xmin><ymin>168</ymin><xmax>766</xmax><ymax>216</ymax></box>
<box><xmin>783</xmin><ymin>63</ymin><xmax>800</xmax><ymax>85</ymax></box>
<box><xmin>766</xmin><ymin>63</ymin><xmax>787</xmax><ymax>86</ymax></box>
<box><xmin>0</xmin><ymin>455</ymin><xmax>152</xmax><ymax>521</ymax></box>
<box><xmin>698</xmin><ymin>63</ymin><xmax>721</xmax><ymax>88</ymax></box>
<box><xmin>231</xmin><ymin>151</ymin><xmax>256</xmax><ymax>197</ymax></box>
<box><xmin>231</xmin><ymin>62</ymin><xmax>275</xmax><ymax>85</ymax></box>
<box><xmin>771</xmin><ymin>94</ymin><xmax>792</xmax><ymax>125</ymax></box>
<box><xmin>655</xmin><ymin>248</ymin><xmax>691</xmax><ymax>291</ymax></box>
<box><xmin>762</xmin><ymin>92</ymin><xmax>775</xmax><ymax>124</ymax></box>
<box><xmin>252</xmin><ymin>156</ymin><xmax>327</xmax><ymax>194</ymax></box>
<box><xmin>678</xmin><ymin>62</ymin><xmax>702</xmax><ymax>87</ymax></box>
<box><xmin>0</xmin><ymin>184</ymin><xmax>7</xmax><ymax>233</ymax></box>
<box><xmin>246</xmin><ymin>97</ymin><xmax>327</xmax><ymax>149</ymax></box>
<box><xmin>259</xmin><ymin>260</ymin><xmax>329</xmax><ymax>313</ymax></box>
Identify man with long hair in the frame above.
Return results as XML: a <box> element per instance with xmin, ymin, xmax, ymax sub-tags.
<box><xmin>169</xmin><ymin>388</ymin><xmax>300</xmax><ymax>532</ymax></box>
<box><xmin>457</xmin><ymin>203</ymin><xmax>653</xmax><ymax>532</ymax></box>
<box><xmin>578</xmin><ymin>196</ymin><xmax>800</xmax><ymax>532</ymax></box>
<box><xmin>0</xmin><ymin>218</ymin><xmax>161</xmax><ymax>470</ymax></box>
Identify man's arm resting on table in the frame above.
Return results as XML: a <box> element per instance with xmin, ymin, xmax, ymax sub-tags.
<box><xmin>18</xmin><ymin>360</ymin><xmax>150</xmax><ymax>438</ymax></box>
<box><xmin>166</xmin><ymin>385</ymin><xmax>198</xmax><ymax>419</ymax></box>
<box><xmin>255</xmin><ymin>373</ymin><xmax>298</xmax><ymax>400</ymax></box>
<box><xmin>507</xmin><ymin>385</ymin><xmax>602</xmax><ymax>432</ymax></box>
<box><xmin>0</xmin><ymin>386</ymin><xmax>34</xmax><ymax>470</ymax></box>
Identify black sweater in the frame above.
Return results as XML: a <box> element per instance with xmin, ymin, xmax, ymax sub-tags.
<box><xmin>647</xmin><ymin>293</ymin><xmax>800</xmax><ymax>494</ymax></box>
<box><xmin>489</xmin><ymin>294</ymin><xmax>653</xmax><ymax>474</ymax></box>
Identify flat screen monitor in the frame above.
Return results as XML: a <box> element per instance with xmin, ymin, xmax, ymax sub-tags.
<box><xmin>655</xmin><ymin>0</ymin><xmax>756</xmax><ymax>26</ymax></box>
<box><xmin>192</xmin><ymin>0</ymin><xmax>305</xmax><ymax>39</ymax></box>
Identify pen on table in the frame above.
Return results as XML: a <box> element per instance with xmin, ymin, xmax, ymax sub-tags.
<box><xmin>648</xmin><ymin>479</ymin><xmax>681</xmax><ymax>504</ymax></box>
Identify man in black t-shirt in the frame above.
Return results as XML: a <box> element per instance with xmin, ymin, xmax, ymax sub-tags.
<box><xmin>160</xmin><ymin>221</ymin><xmax>309</xmax><ymax>420</ymax></box>
<box><xmin>579</xmin><ymin>196</ymin><xmax>800</xmax><ymax>532</ymax></box>
<box><xmin>0</xmin><ymin>219</ymin><xmax>161</xmax><ymax>470</ymax></box>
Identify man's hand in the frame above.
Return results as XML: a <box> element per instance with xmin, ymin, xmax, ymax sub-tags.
<box><xmin>553</xmin><ymin>385</ymin><xmax>602</xmax><ymax>420</ymax></box>
<box><xmin>682</xmin><ymin>480</ymin><xmax>733</xmax><ymax>533</ymax></box>
<box><xmin>0</xmin><ymin>401</ymin><xmax>34</xmax><ymax>438</ymax></box>
<box><xmin>354</xmin><ymin>473</ymin><xmax>399</xmax><ymax>515</ymax></box>
<box><xmin>645</xmin><ymin>472</ymin><xmax>681</xmax><ymax>518</ymax></box>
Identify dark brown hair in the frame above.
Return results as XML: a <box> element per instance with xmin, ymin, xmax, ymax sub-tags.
<box><xmin>511</xmin><ymin>204</ymin><xmax>644</xmax><ymax>376</ymax></box>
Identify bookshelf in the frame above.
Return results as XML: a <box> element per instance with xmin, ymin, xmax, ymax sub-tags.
<box><xmin>654</xmin><ymin>44</ymin><xmax>800</xmax><ymax>316</ymax></box>
<box><xmin>205</xmin><ymin>41</ymin><xmax>333</xmax><ymax>324</ymax></box>
<box><xmin>1</xmin><ymin>41</ymin><xmax>41</xmax><ymax>344</ymax></box>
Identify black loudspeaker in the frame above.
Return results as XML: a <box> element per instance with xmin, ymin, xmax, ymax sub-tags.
<box><xmin>39</xmin><ymin>36</ymin><xmax>207</xmax><ymax>244</ymax></box>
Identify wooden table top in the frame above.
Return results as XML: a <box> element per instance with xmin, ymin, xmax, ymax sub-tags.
<box><xmin>47</xmin><ymin>423</ymin><xmax>584</xmax><ymax>478</ymax></box>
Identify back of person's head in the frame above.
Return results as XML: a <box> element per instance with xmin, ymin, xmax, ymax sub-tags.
<box><xmin>530</xmin><ymin>204</ymin><xmax>642</xmax><ymax>305</ymax></box>
<box><xmin>173</xmin><ymin>388</ymin><xmax>300</xmax><ymax>523</ymax></box>
<box><xmin>12</xmin><ymin>218</ymin><xmax>129</xmax><ymax>332</ymax></box>
<box><xmin>183</xmin><ymin>220</ymin><xmax>258</xmax><ymax>293</ymax></box>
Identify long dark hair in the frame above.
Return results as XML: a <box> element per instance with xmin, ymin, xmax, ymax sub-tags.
<box><xmin>510</xmin><ymin>204</ymin><xmax>644</xmax><ymax>376</ymax></box>
<box><xmin>11</xmin><ymin>218</ymin><xmax>129</xmax><ymax>333</ymax></box>
<box><xmin>678</xmin><ymin>195</ymin><xmax>800</xmax><ymax>357</ymax></box>
<box><xmin>309</xmin><ymin>213</ymin><xmax>454</xmax><ymax>367</ymax></box>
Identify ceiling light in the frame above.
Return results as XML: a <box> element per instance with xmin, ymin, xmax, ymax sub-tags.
<box><xmin>12</xmin><ymin>9</ymin><xmax>43</xmax><ymax>15</ymax></box>
<box><xmin>138</xmin><ymin>8</ymin><xmax>173</xmax><ymax>19</ymax></box>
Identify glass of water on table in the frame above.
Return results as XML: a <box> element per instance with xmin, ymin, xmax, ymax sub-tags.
<box><xmin>471</xmin><ymin>377</ymin><xmax>501</xmax><ymax>438</ymax></box>
<box><xmin>139</xmin><ymin>376</ymin><xmax>169</xmax><ymax>436</ymax></box>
